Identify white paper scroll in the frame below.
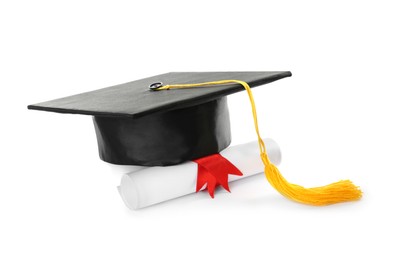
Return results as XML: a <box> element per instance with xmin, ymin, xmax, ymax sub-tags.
<box><xmin>118</xmin><ymin>139</ymin><xmax>281</xmax><ymax>210</ymax></box>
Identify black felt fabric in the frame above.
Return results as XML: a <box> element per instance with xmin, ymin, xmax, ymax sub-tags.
<box><xmin>93</xmin><ymin>97</ymin><xmax>231</xmax><ymax>166</ymax></box>
<box><xmin>28</xmin><ymin>71</ymin><xmax>291</xmax><ymax>118</ymax></box>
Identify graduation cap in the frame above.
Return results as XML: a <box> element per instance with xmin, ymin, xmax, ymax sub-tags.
<box><xmin>28</xmin><ymin>72</ymin><xmax>291</xmax><ymax>166</ymax></box>
<box><xmin>28</xmin><ymin>71</ymin><xmax>362</xmax><ymax>206</ymax></box>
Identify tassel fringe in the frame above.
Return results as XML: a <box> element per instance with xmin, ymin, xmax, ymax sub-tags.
<box><xmin>262</xmin><ymin>154</ymin><xmax>362</xmax><ymax>206</ymax></box>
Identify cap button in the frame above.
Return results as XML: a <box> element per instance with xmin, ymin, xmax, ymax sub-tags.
<box><xmin>149</xmin><ymin>82</ymin><xmax>163</xmax><ymax>91</ymax></box>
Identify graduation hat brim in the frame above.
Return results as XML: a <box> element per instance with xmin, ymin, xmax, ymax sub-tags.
<box><xmin>28</xmin><ymin>71</ymin><xmax>291</xmax><ymax>118</ymax></box>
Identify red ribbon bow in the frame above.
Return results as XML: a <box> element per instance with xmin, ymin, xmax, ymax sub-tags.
<box><xmin>193</xmin><ymin>154</ymin><xmax>243</xmax><ymax>198</ymax></box>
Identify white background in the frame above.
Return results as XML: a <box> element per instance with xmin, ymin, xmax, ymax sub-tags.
<box><xmin>1</xmin><ymin>1</ymin><xmax>392</xmax><ymax>259</ymax></box>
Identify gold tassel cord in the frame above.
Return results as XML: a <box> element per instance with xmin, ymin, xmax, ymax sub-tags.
<box><xmin>155</xmin><ymin>80</ymin><xmax>362</xmax><ymax>206</ymax></box>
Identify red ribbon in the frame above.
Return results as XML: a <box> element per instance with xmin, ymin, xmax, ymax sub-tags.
<box><xmin>193</xmin><ymin>154</ymin><xmax>243</xmax><ymax>198</ymax></box>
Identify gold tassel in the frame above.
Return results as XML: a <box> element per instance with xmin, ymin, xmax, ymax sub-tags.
<box><xmin>261</xmin><ymin>153</ymin><xmax>362</xmax><ymax>205</ymax></box>
<box><xmin>155</xmin><ymin>80</ymin><xmax>362</xmax><ymax>206</ymax></box>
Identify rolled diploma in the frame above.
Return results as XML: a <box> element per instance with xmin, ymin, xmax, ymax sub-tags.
<box><xmin>118</xmin><ymin>139</ymin><xmax>281</xmax><ymax>209</ymax></box>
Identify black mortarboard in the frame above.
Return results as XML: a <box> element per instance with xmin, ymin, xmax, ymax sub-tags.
<box><xmin>28</xmin><ymin>71</ymin><xmax>291</xmax><ymax>166</ymax></box>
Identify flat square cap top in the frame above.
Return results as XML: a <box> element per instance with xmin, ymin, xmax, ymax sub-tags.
<box><xmin>28</xmin><ymin>71</ymin><xmax>291</xmax><ymax>118</ymax></box>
